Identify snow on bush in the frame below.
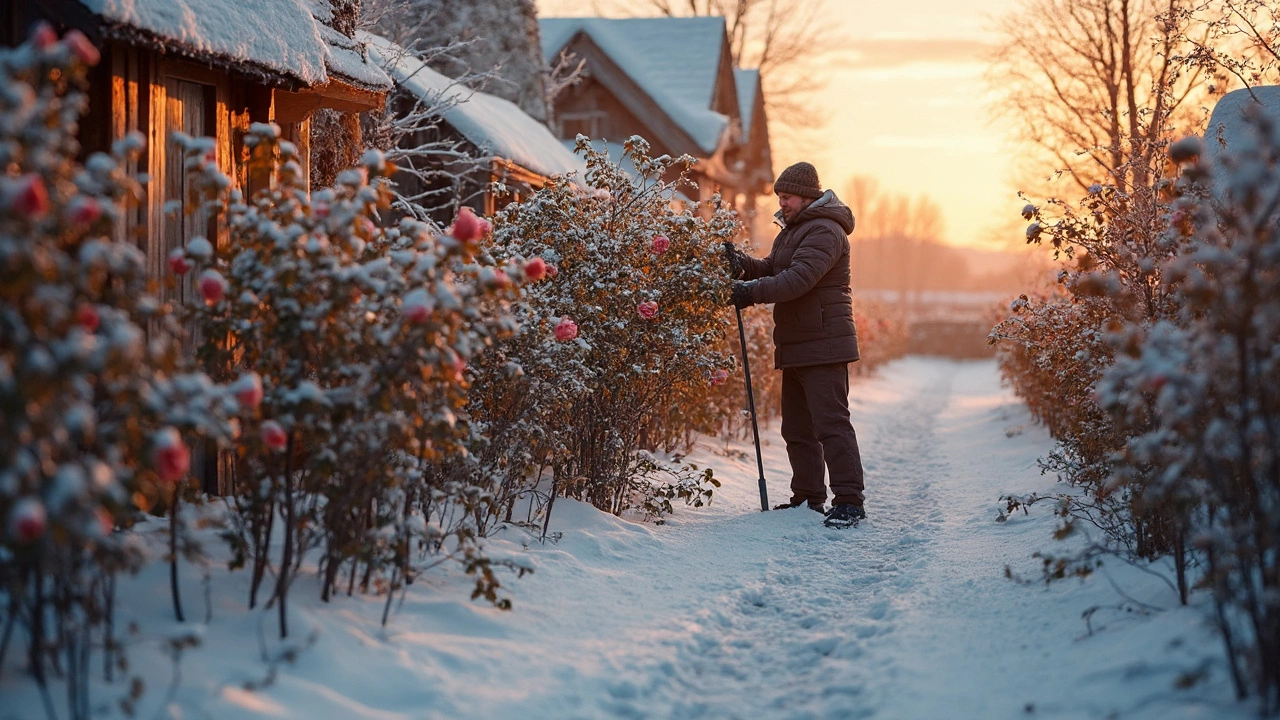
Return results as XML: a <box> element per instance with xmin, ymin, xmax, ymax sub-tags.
<box><xmin>992</xmin><ymin>94</ymin><xmax>1280</xmax><ymax>711</ymax></box>
<box><xmin>0</xmin><ymin>26</ymin><xmax>242</xmax><ymax>716</ymax></box>
<box><xmin>173</xmin><ymin>124</ymin><xmax>528</xmax><ymax>629</ymax></box>
<box><xmin>460</xmin><ymin>136</ymin><xmax>737</xmax><ymax>527</ymax></box>
<box><xmin>1096</xmin><ymin>119</ymin><xmax>1280</xmax><ymax>710</ymax></box>
<box><xmin>989</xmin><ymin>153</ymin><xmax>1191</xmax><ymax>583</ymax></box>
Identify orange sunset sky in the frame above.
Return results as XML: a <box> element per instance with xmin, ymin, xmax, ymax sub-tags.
<box><xmin>538</xmin><ymin>0</ymin><xmax>1026</xmax><ymax>252</ymax></box>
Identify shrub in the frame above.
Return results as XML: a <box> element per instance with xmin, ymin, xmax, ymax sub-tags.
<box><xmin>0</xmin><ymin>26</ymin><xmax>240</xmax><ymax>717</ymax></box>
<box><xmin>467</xmin><ymin>136</ymin><xmax>737</xmax><ymax>523</ymax></box>
<box><xmin>1097</xmin><ymin>126</ymin><xmax>1280</xmax><ymax>709</ymax></box>
<box><xmin>173</xmin><ymin>124</ymin><xmax>527</xmax><ymax>631</ymax></box>
<box><xmin>990</xmin><ymin>153</ymin><xmax>1189</xmax><ymax>575</ymax></box>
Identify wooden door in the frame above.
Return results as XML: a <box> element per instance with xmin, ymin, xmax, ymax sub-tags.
<box><xmin>160</xmin><ymin>78</ymin><xmax>215</xmax><ymax>307</ymax></box>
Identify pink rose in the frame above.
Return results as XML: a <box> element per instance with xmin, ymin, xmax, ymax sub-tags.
<box><xmin>405</xmin><ymin>304</ymin><xmax>430</xmax><ymax>324</ymax></box>
<box><xmin>70</xmin><ymin>197</ymin><xmax>101</xmax><ymax>225</ymax></box>
<box><xmin>637</xmin><ymin>301</ymin><xmax>659</xmax><ymax>320</ymax></box>
<box><xmin>64</xmin><ymin>30</ymin><xmax>100</xmax><ymax>65</ymax></box>
<box><xmin>31</xmin><ymin>23</ymin><xmax>56</xmax><ymax>51</ymax></box>
<box><xmin>94</xmin><ymin>507</ymin><xmax>114</xmax><ymax>537</ymax></box>
<box><xmin>403</xmin><ymin>289</ymin><xmax>432</xmax><ymax>324</ymax></box>
<box><xmin>554</xmin><ymin>317</ymin><xmax>578</xmax><ymax>342</ymax></box>
<box><xmin>12</xmin><ymin>175</ymin><xmax>49</xmax><ymax>219</ymax></box>
<box><xmin>152</xmin><ymin>428</ymin><xmax>190</xmax><ymax>484</ymax></box>
<box><xmin>199</xmin><ymin>269</ymin><xmax>227</xmax><ymax>305</ymax></box>
<box><xmin>525</xmin><ymin>257</ymin><xmax>547</xmax><ymax>281</ymax></box>
<box><xmin>447</xmin><ymin>350</ymin><xmax>467</xmax><ymax>381</ymax></box>
<box><xmin>77</xmin><ymin>304</ymin><xmax>100</xmax><ymax>332</ymax></box>
<box><xmin>261</xmin><ymin>421</ymin><xmax>288</xmax><ymax>451</ymax></box>
<box><xmin>545</xmin><ymin>264</ymin><xmax>558</xmax><ymax>278</ymax></box>
<box><xmin>233</xmin><ymin>372</ymin><xmax>264</xmax><ymax>410</ymax></box>
<box><xmin>651</xmin><ymin>235</ymin><xmax>670</xmax><ymax>255</ymax></box>
<box><xmin>168</xmin><ymin>250</ymin><xmax>192</xmax><ymax>275</ymax></box>
<box><xmin>9</xmin><ymin>498</ymin><xmax>47</xmax><ymax>543</ymax></box>
<box><xmin>449</xmin><ymin>207</ymin><xmax>485</xmax><ymax>243</ymax></box>
<box><xmin>710</xmin><ymin>369</ymin><xmax>729</xmax><ymax>386</ymax></box>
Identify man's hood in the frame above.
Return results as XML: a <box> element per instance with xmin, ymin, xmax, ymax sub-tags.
<box><xmin>774</xmin><ymin>190</ymin><xmax>856</xmax><ymax>234</ymax></box>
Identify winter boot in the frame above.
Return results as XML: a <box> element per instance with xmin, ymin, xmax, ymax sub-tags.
<box><xmin>823</xmin><ymin>503</ymin><xmax>866</xmax><ymax>529</ymax></box>
<box><xmin>774</xmin><ymin>500</ymin><xmax>825</xmax><ymax>513</ymax></box>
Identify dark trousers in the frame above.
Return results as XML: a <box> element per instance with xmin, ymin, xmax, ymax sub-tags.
<box><xmin>780</xmin><ymin>362</ymin><xmax>865</xmax><ymax>506</ymax></box>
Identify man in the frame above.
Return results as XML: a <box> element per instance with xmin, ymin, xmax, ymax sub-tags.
<box><xmin>725</xmin><ymin>161</ymin><xmax>867</xmax><ymax>529</ymax></box>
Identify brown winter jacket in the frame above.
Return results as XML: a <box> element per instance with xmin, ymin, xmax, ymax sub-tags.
<box><xmin>739</xmin><ymin>190</ymin><xmax>860</xmax><ymax>369</ymax></box>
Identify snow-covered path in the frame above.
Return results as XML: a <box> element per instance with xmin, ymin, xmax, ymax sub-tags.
<box><xmin>3</xmin><ymin>357</ymin><xmax>1248</xmax><ymax>720</ymax></box>
<box><xmin>526</xmin><ymin>357</ymin><xmax>961</xmax><ymax>718</ymax></box>
<box><xmin>357</xmin><ymin>356</ymin><xmax>1241</xmax><ymax>720</ymax></box>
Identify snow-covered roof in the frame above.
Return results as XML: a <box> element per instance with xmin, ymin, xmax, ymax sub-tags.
<box><xmin>304</xmin><ymin>0</ymin><xmax>393</xmax><ymax>91</ymax></box>
<box><xmin>362</xmin><ymin>33</ymin><xmax>585</xmax><ymax>180</ymax></box>
<box><xmin>80</xmin><ymin>0</ymin><xmax>330</xmax><ymax>86</ymax></box>
<box><xmin>539</xmin><ymin>17</ymin><xmax>731</xmax><ymax>154</ymax></box>
<box><xmin>1204</xmin><ymin>86</ymin><xmax>1280</xmax><ymax>163</ymax></box>
<box><xmin>734</xmin><ymin>68</ymin><xmax>760</xmax><ymax>136</ymax></box>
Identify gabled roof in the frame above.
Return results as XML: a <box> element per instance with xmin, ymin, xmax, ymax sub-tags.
<box><xmin>734</xmin><ymin>68</ymin><xmax>760</xmax><ymax>136</ymax></box>
<box><xmin>362</xmin><ymin>33</ymin><xmax>585</xmax><ymax>180</ymax></box>
<box><xmin>539</xmin><ymin>17</ymin><xmax>732</xmax><ymax>154</ymax></box>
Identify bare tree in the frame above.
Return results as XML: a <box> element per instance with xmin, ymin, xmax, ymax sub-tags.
<box><xmin>842</xmin><ymin>176</ymin><xmax>975</xmax><ymax>293</ymax></box>
<box><xmin>357</xmin><ymin>0</ymin><xmax>499</xmax><ymax>219</ymax></box>
<box><xmin>989</xmin><ymin>0</ymin><xmax>1210</xmax><ymax>196</ymax></box>
<box><xmin>1169</xmin><ymin>0</ymin><xmax>1280</xmax><ymax>92</ymax></box>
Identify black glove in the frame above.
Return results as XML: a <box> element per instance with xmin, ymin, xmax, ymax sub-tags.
<box><xmin>722</xmin><ymin>241</ymin><xmax>745</xmax><ymax>280</ymax></box>
<box><xmin>730</xmin><ymin>281</ymin><xmax>753</xmax><ymax>309</ymax></box>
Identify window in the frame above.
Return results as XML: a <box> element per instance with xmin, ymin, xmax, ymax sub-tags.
<box><xmin>559</xmin><ymin>111</ymin><xmax>606</xmax><ymax>140</ymax></box>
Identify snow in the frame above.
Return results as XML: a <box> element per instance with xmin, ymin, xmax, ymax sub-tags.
<box><xmin>80</xmin><ymin>0</ymin><xmax>329</xmax><ymax>85</ymax></box>
<box><xmin>304</xmin><ymin>1</ymin><xmax>393</xmax><ymax>92</ymax></box>
<box><xmin>315</xmin><ymin>22</ymin><xmax>393</xmax><ymax>91</ymax></box>
<box><xmin>1204</xmin><ymin>85</ymin><xmax>1280</xmax><ymax>164</ymax></box>
<box><xmin>361</xmin><ymin>33</ymin><xmax>585</xmax><ymax>180</ymax></box>
<box><xmin>540</xmin><ymin>17</ymin><xmax>732</xmax><ymax>154</ymax></box>
<box><xmin>0</xmin><ymin>358</ymin><xmax>1250</xmax><ymax>718</ymax></box>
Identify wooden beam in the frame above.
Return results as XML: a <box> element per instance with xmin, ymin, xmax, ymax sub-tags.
<box><xmin>298</xmin><ymin>79</ymin><xmax>386</xmax><ymax>114</ymax></box>
<box><xmin>274</xmin><ymin>89</ymin><xmax>325</xmax><ymax>124</ymax></box>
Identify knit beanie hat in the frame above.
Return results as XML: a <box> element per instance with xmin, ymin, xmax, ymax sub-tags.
<box><xmin>773</xmin><ymin>162</ymin><xmax>822</xmax><ymax>198</ymax></box>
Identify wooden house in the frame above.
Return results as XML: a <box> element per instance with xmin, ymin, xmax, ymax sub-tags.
<box><xmin>1</xmin><ymin>0</ymin><xmax>391</xmax><ymax>301</ymax></box>
<box><xmin>362</xmin><ymin>32</ymin><xmax>585</xmax><ymax>226</ymax></box>
<box><xmin>538</xmin><ymin>16</ymin><xmax>773</xmax><ymax>211</ymax></box>
<box><xmin>2</xmin><ymin>0</ymin><xmax>392</xmax><ymax>493</ymax></box>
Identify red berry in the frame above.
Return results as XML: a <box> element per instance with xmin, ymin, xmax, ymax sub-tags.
<box><xmin>449</xmin><ymin>207</ymin><xmax>485</xmax><ymax>243</ymax></box>
<box><xmin>10</xmin><ymin>498</ymin><xmax>47</xmax><ymax>543</ymax></box>
<box><xmin>12</xmin><ymin>175</ymin><xmax>49</xmax><ymax>219</ymax></box>
<box><xmin>554</xmin><ymin>317</ymin><xmax>578</xmax><ymax>342</ymax></box>
<box><xmin>64</xmin><ymin>30</ymin><xmax>100</xmax><ymax>65</ymax></box>
<box><xmin>525</xmin><ymin>257</ymin><xmax>547</xmax><ymax>281</ymax></box>
<box><xmin>152</xmin><ymin>428</ymin><xmax>190</xmax><ymax>484</ymax></box>
<box><xmin>233</xmin><ymin>372</ymin><xmax>263</xmax><ymax>410</ymax></box>
<box><xmin>199</xmin><ymin>270</ymin><xmax>226</xmax><ymax>305</ymax></box>
<box><xmin>77</xmin><ymin>304</ymin><xmax>100</xmax><ymax>332</ymax></box>
<box><xmin>31</xmin><ymin>22</ymin><xmax>56</xmax><ymax>50</ymax></box>
<box><xmin>261</xmin><ymin>421</ymin><xmax>288</xmax><ymax>451</ymax></box>
<box><xmin>168</xmin><ymin>251</ymin><xmax>192</xmax><ymax>275</ymax></box>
